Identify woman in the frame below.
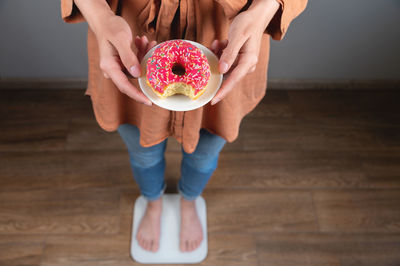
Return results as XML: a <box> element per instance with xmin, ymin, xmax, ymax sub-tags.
<box><xmin>61</xmin><ymin>0</ymin><xmax>307</xmax><ymax>253</ymax></box>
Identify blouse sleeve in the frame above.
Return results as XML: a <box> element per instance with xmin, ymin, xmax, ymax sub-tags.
<box><xmin>61</xmin><ymin>0</ymin><xmax>120</xmax><ymax>23</ymax></box>
<box><xmin>265</xmin><ymin>0</ymin><xmax>308</xmax><ymax>41</ymax></box>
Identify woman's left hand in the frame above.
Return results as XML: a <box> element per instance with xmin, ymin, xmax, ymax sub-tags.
<box><xmin>210</xmin><ymin>0</ymin><xmax>280</xmax><ymax>105</ymax></box>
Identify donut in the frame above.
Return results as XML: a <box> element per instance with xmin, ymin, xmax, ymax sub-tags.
<box><xmin>146</xmin><ymin>40</ymin><xmax>211</xmax><ymax>100</ymax></box>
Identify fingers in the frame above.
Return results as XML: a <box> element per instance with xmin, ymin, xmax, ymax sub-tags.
<box><xmin>99</xmin><ymin>35</ymin><xmax>155</xmax><ymax>106</ymax></box>
<box><xmin>109</xmin><ymin>34</ymin><xmax>141</xmax><ymax>78</ymax></box>
<box><xmin>211</xmin><ymin>35</ymin><xmax>260</xmax><ymax>105</ymax></box>
<box><xmin>211</xmin><ymin>39</ymin><xmax>218</xmax><ymax>53</ymax></box>
<box><xmin>135</xmin><ymin>35</ymin><xmax>148</xmax><ymax>53</ymax></box>
<box><xmin>219</xmin><ymin>34</ymin><xmax>247</xmax><ymax>74</ymax></box>
<box><xmin>135</xmin><ymin>35</ymin><xmax>148</xmax><ymax>62</ymax></box>
<box><xmin>135</xmin><ymin>35</ymin><xmax>157</xmax><ymax>63</ymax></box>
<box><xmin>106</xmin><ymin>65</ymin><xmax>152</xmax><ymax>106</ymax></box>
<box><xmin>211</xmin><ymin>39</ymin><xmax>228</xmax><ymax>58</ymax></box>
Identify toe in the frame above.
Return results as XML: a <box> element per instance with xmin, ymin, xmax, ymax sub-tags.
<box><xmin>197</xmin><ymin>239</ymin><xmax>202</xmax><ymax>248</ymax></box>
<box><xmin>139</xmin><ymin>238</ymin><xmax>145</xmax><ymax>249</ymax></box>
<box><xmin>180</xmin><ymin>240</ymin><xmax>186</xmax><ymax>252</ymax></box>
<box><xmin>181</xmin><ymin>240</ymin><xmax>188</xmax><ymax>252</ymax></box>
<box><xmin>142</xmin><ymin>239</ymin><xmax>148</xmax><ymax>250</ymax></box>
<box><xmin>152</xmin><ymin>241</ymin><xmax>159</xmax><ymax>252</ymax></box>
<box><xmin>144</xmin><ymin>240</ymin><xmax>150</xmax><ymax>251</ymax></box>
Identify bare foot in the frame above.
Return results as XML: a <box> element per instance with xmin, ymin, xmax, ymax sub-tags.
<box><xmin>179</xmin><ymin>196</ymin><xmax>203</xmax><ymax>252</ymax></box>
<box><xmin>136</xmin><ymin>197</ymin><xmax>162</xmax><ymax>252</ymax></box>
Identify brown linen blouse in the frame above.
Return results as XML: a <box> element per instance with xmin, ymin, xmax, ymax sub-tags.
<box><xmin>61</xmin><ymin>0</ymin><xmax>307</xmax><ymax>153</ymax></box>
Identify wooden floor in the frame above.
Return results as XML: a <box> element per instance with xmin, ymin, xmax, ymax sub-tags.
<box><xmin>0</xmin><ymin>89</ymin><xmax>399</xmax><ymax>266</ymax></box>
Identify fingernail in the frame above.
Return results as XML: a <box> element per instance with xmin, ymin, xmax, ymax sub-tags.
<box><xmin>130</xmin><ymin>65</ymin><xmax>141</xmax><ymax>78</ymax></box>
<box><xmin>211</xmin><ymin>98</ymin><xmax>220</xmax><ymax>105</ymax></box>
<box><xmin>220</xmin><ymin>61</ymin><xmax>228</xmax><ymax>73</ymax></box>
<box><xmin>143</xmin><ymin>99</ymin><xmax>152</xmax><ymax>106</ymax></box>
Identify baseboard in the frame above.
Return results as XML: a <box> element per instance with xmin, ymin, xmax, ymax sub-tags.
<box><xmin>0</xmin><ymin>78</ymin><xmax>87</xmax><ymax>90</ymax></box>
<box><xmin>0</xmin><ymin>78</ymin><xmax>399</xmax><ymax>90</ymax></box>
<box><xmin>267</xmin><ymin>79</ymin><xmax>400</xmax><ymax>90</ymax></box>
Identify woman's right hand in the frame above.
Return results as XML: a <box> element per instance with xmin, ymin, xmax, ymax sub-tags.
<box><xmin>75</xmin><ymin>0</ymin><xmax>156</xmax><ymax>106</ymax></box>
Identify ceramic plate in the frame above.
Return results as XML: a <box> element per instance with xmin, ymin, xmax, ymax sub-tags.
<box><xmin>138</xmin><ymin>40</ymin><xmax>222</xmax><ymax>111</ymax></box>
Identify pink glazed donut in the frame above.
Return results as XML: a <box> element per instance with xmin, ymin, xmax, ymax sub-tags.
<box><xmin>146</xmin><ymin>40</ymin><xmax>211</xmax><ymax>100</ymax></box>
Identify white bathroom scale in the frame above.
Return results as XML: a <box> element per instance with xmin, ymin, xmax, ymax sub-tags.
<box><xmin>130</xmin><ymin>193</ymin><xmax>208</xmax><ymax>264</ymax></box>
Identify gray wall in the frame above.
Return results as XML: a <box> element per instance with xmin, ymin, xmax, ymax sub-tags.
<box><xmin>1</xmin><ymin>0</ymin><xmax>399</xmax><ymax>80</ymax></box>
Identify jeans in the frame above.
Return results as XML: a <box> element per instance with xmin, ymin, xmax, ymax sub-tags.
<box><xmin>117</xmin><ymin>124</ymin><xmax>226</xmax><ymax>201</ymax></box>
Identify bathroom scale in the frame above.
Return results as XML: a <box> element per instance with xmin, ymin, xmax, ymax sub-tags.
<box><xmin>130</xmin><ymin>193</ymin><xmax>208</xmax><ymax>264</ymax></box>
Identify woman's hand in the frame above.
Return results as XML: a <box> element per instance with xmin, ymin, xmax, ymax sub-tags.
<box><xmin>210</xmin><ymin>0</ymin><xmax>280</xmax><ymax>105</ymax></box>
<box><xmin>75</xmin><ymin>0</ymin><xmax>156</xmax><ymax>106</ymax></box>
<box><xmin>96</xmin><ymin>16</ymin><xmax>156</xmax><ymax>106</ymax></box>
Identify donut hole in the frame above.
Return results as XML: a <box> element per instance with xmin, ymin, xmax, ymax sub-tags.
<box><xmin>172</xmin><ymin>62</ymin><xmax>186</xmax><ymax>76</ymax></box>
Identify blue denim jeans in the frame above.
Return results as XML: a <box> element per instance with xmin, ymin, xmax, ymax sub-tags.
<box><xmin>117</xmin><ymin>124</ymin><xmax>226</xmax><ymax>201</ymax></box>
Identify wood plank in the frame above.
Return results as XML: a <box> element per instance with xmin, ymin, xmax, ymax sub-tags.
<box><xmin>313</xmin><ymin>190</ymin><xmax>400</xmax><ymax>232</ymax></box>
<box><xmin>241</xmin><ymin>116</ymin><xmax>400</xmax><ymax>152</ymax></box>
<box><xmin>360</xmin><ymin>150</ymin><xmax>400</xmax><ymax>187</ymax></box>
<box><xmin>208</xmin><ymin>150</ymin><xmax>400</xmax><ymax>189</ymax></box>
<box><xmin>256</xmin><ymin>233</ymin><xmax>400</xmax><ymax>266</ymax></box>
<box><xmin>0</xmin><ymin>151</ymin><xmax>135</xmax><ymax>191</ymax></box>
<box><xmin>41</xmin><ymin>235</ymin><xmax>133</xmax><ymax>266</ymax></box>
<box><xmin>0</xmin><ymin>89</ymin><xmax>92</xmax><ymax>121</ymax></box>
<box><xmin>0</xmin><ymin>119</ymin><xmax>68</xmax><ymax>152</ymax></box>
<box><xmin>66</xmin><ymin>118</ymin><xmax>126</xmax><ymax>151</ymax></box>
<box><xmin>202</xmin><ymin>234</ymin><xmax>258</xmax><ymax>266</ymax></box>
<box><xmin>210</xmin><ymin>150</ymin><xmax>364</xmax><ymax>189</ymax></box>
<box><xmin>288</xmin><ymin>90</ymin><xmax>400</xmax><ymax>128</ymax></box>
<box><xmin>0</xmin><ymin>188</ymin><xmax>120</xmax><ymax>234</ymax></box>
<box><xmin>248</xmin><ymin>90</ymin><xmax>293</xmax><ymax>119</ymax></box>
<box><xmin>0</xmin><ymin>235</ymin><xmax>44</xmax><ymax>266</ymax></box>
<box><xmin>202</xmin><ymin>190</ymin><xmax>317</xmax><ymax>233</ymax></box>
<box><xmin>242</xmin><ymin>90</ymin><xmax>400</xmax><ymax>152</ymax></box>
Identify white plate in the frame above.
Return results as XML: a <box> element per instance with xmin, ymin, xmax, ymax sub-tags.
<box><xmin>138</xmin><ymin>40</ymin><xmax>222</xmax><ymax>111</ymax></box>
